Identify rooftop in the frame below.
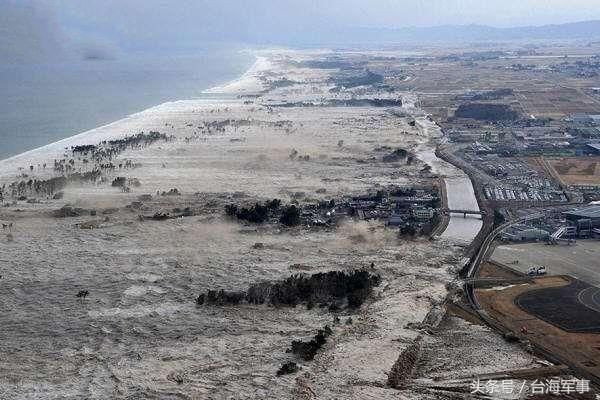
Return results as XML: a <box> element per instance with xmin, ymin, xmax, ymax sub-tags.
<box><xmin>563</xmin><ymin>204</ymin><xmax>600</xmax><ymax>219</ymax></box>
<box><xmin>587</xmin><ymin>143</ymin><xmax>600</xmax><ymax>152</ymax></box>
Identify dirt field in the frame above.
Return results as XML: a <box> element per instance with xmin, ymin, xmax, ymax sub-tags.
<box><xmin>478</xmin><ymin>260</ymin><xmax>524</xmax><ymax>280</ymax></box>
<box><xmin>515</xmin><ymin>88</ymin><xmax>600</xmax><ymax>119</ymax></box>
<box><xmin>477</xmin><ymin>276</ymin><xmax>600</xmax><ymax>384</ymax></box>
<box><xmin>545</xmin><ymin>157</ymin><xmax>600</xmax><ymax>186</ymax></box>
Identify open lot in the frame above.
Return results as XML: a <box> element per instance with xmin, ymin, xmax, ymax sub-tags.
<box><xmin>515</xmin><ymin>88</ymin><xmax>600</xmax><ymax>119</ymax></box>
<box><xmin>477</xmin><ymin>276</ymin><xmax>600</xmax><ymax>383</ymax></box>
<box><xmin>546</xmin><ymin>157</ymin><xmax>600</xmax><ymax>186</ymax></box>
<box><xmin>491</xmin><ymin>240</ymin><xmax>600</xmax><ymax>287</ymax></box>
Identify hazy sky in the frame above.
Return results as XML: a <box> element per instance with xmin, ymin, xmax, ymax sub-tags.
<box><xmin>3</xmin><ymin>0</ymin><xmax>600</xmax><ymax>62</ymax></box>
<box><xmin>52</xmin><ymin>0</ymin><xmax>600</xmax><ymax>29</ymax></box>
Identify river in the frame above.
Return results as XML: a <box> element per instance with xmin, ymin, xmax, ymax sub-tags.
<box><xmin>412</xmin><ymin>114</ymin><xmax>483</xmax><ymax>244</ymax></box>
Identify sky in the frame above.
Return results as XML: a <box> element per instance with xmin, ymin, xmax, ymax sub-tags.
<box><xmin>2</xmin><ymin>0</ymin><xmax>600</xmax><ymax>63</ymax></box>
<box><xmin>53</xmin><ymin>0</ymin><xmax>600</xmax><ymax>29</ymax></box>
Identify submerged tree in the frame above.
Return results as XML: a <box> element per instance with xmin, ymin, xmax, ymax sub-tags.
<box><xmin>280</xmin><ymin>205</ymin><xmax>300</xmax><ymax>226</ymax></box>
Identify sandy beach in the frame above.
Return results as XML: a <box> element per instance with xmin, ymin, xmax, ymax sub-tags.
<box><xmin>0</xmin><ymin>49</ymin><xmax>536</xmax><ymax>399</ymax></box>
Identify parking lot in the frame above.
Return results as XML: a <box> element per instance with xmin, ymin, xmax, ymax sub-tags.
<box><xmin>491</xmin><ymin>240</ymin><xmax>600</xmax><ymax>286</ymax></box>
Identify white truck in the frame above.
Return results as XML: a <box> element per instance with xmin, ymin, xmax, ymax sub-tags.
<box><xmin>527</xmin><ymin>265</ymin><xmax>547</xmax><ymax>276</ymax></box>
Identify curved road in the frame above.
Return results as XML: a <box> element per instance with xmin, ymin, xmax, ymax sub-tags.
<box><xmin>578</xmin><ymin>286</ymin><xmax>600</xmax><ymax>313</ymax></box>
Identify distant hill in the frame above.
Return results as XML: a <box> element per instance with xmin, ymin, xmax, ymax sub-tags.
<box><xmin>330</xmin><ymin>20</ymin><xmax>600</xmax><ymax>44</ymax></box>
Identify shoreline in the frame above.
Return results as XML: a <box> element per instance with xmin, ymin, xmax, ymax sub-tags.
<box><xmin>0</xmin><ymin>52</ymin><xmax>262</xmax><ymax>165</ymax></box>
<box><xmin>0</xmin><ymin>50</ymin><xmax>483</xmax><ymax>244</ymax></box>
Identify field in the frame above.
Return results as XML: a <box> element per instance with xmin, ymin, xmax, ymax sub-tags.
<box><xmin>545</xmin><ymin>157</ymin><xmax>600</xmax><ymax>186</ymax></box>
<box><xmin>477</xmin><ymin>276</ymin><xmax>600</xmax><ymax>383</ymax></box>
<box><xmin>397</xmin><ymin>48</ymin><xmax>600</xmax><ymax>121</ymax></box>
<box><xmin>515</xmin><ymin>87</ymin><xmax>600</xmax><ymax>119</ymax></box>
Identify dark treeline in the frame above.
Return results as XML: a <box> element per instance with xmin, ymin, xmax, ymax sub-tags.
<box><xmin>269</xmin><ymin>98</ymin><xmax>401</xmax><ymax>108</ymax></box>
<box><xmin>454</xmin><ymin>103</ymin><xmax>519</xmax><ymax>121</ymax></box>
<box><xmin>276</xmin><ymin>361</ymin><xmax>300</xmax><ymax>376</ymax></box>
<box><xmin>330</xmin><ymin>69</ymin><xmax>384</xmax><ymax>88</ymax></box>
<box><xmin>1</xmin><ymin>131</ymin><xmax>172</xmax><ymax>202</ymax></box>
<box><xmin>2</xmin><ymin>172</ymin><xmax>103</xmax><ymax>201</ymax></box>
<box><xmin>289</xmin><ymin>325</ymin><xmax>333</xmax><ymax>361</ymax></box>
<box><xmin>66</xmin><ymin>131</ymin><xmax>172</xmax><ymax>173</ymax></box>
<box><xmin>196</xmin><ymin>269</ymin><xmax>381</xmax><ymax>309</ymax></box>
<box><xmin>277</xmin><ymin>325</ymin><xmax>335</xmax><ymax>376</ymax></box>
<box><xmin>468</xmin><ymin>88</ymin><xmax>513</xmax><ymax>101</ymax></box>
<box><xmin>225</xmin><ymin>199</ymin><xmax>300</xmax><ymax>226</ymax></box>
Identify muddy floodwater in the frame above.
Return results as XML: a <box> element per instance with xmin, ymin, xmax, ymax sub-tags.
<box><xmin>0</xmin><ymin>50</ymin><xmax>505</xmax><ymax>399</ymax></box>
<box><xmin>412</xmin><ymin>116</ymin><xmax>483</xmax><ymax>243</ymax></box>
<box><xmin>442</xmin><ymin>176</ymin><xmax>483</xmax><ymax>243</ymax></box>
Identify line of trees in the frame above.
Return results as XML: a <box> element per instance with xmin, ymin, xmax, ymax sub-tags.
<box><xmin>196</xmin><ymin>269</ymin><xmax>381</xmax><ymax>310</ymax></box>
<box><xmin>225</xmin><ymin>199</ymin><xmax>300</xmax><ymax>226</ymax></box>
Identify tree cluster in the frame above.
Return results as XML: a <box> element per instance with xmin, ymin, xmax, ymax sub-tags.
<box><xmin>111</xmin><ymin>177</ymin><xmax>127</xmax><ymax>187</ymax></box>
<box><xmin>289</xmin><ymin>326</ymin><xmax>333</xmax><ymax>361</ymax></box>
<box><xmin>196</xmin><ymin>269</ymin><xmax>381</xmax><ymax>310</ymax></box>
<box><xmin>226</xmin><ymin>201</ymin><xmax>274</xmax><ymax>223</ymax></box>
<box><xmin>276</xmin><ymin>362</ymin><xmax>300</xmax><ymax>376</ymax></box>
<box><xmin>454</xmin><ymin>103</ymin><xmax>519</xmax><ymax>121</ymax></box>
<box><xmin>196</xmin><ymin>289</ymin><xmax>245</xmax><ymax>306</ymax></box>
<box><xmin>225</xmin><ymin>199</ymin><xmax>301</xmax><ymax>226</ymax></box>
<box><xmin>279</xmin><ymin>205</ymin><xmax>300</xmax><ymax>226</ymax></box>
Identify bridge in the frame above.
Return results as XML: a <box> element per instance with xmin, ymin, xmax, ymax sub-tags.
<box><xmin>442</xmin><ymin>208</ymin><xmax>486</xmax><ymax>218</ymax></box>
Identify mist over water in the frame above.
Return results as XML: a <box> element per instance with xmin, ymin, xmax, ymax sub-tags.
<box><xmin>0</xmin><ymin>50</ymin><xmax>253</xmax><ymax>160</ymax></box>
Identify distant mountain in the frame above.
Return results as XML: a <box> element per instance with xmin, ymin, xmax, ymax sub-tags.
<box><xmin>329</xmin><ymin>20</ymin><xmax>600</xmax><ymax>44</ymax></box>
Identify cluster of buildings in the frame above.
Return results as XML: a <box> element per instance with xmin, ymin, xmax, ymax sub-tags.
<box><xmin>501</xmin><ymin>204</ymin><xmax>600</xmax><ymax>242</ymax></box>
<box><xmin>444</xmin><ymin>109</ymin><xmax>600</xmax><ymax>209</ymax></box>
<box><xmin>461</xmin><ymin>152</ymin><xmax>568</xmax><ymax>205</ymax></box>
<box><xmin>305</xmin><ymin>186</ymin><xmax>441</xmax><ymax>235</ymax></box>
<box><xmin>507</xmin><ymin>58</ymin><xmax>600</xmax><ymax>78</ymax></box>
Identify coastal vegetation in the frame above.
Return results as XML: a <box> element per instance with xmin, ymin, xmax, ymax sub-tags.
<box><xmin>196</xmin><ymin>269</ymin><xmax>381</xmax><ymax>309</ymax></box>
<box><xmin>454</xmin><ymin>103</ymin><xmax>519</xmax><ymax>121</ymax></box>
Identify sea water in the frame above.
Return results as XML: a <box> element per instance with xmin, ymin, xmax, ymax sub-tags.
<box><xmin>0</xmin><ymin>49</ymin><xmax>254</xmax><ymax>160</ymax></box>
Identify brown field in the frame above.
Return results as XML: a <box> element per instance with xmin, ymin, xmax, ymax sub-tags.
<box><xmin>515</xmin><ymin>88</ymin><xmax>600</xmax><ymax>118</ymax></box>
<box><xmin>477</xmin><ymin>276</ymin><xmax>600</xmax><ymax>383</ymax></box>
<box><xmin>546</xmin><ymin>157</ymin><xmax>600</xmax><ymax>186</ymax></box>
<box><xmin>399</xmin><ymin>50</ymin><xmax>600</xmax><ymax>121</ymax></box>
<box><xmin>478</xmin><ymin>260</ymin><xmax>524</xmax><ymax>280</ymax></box>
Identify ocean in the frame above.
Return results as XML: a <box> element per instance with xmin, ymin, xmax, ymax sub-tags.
<box><xmin>0</xmin><ymin>49</ymin><xmax>254</xmax><ymax>160</ymax></box>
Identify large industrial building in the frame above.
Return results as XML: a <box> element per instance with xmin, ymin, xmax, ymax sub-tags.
<box><xmin>563</xmin><ymin>205</ymin><xmax>600</xmax><ymax>229</ymax></box>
